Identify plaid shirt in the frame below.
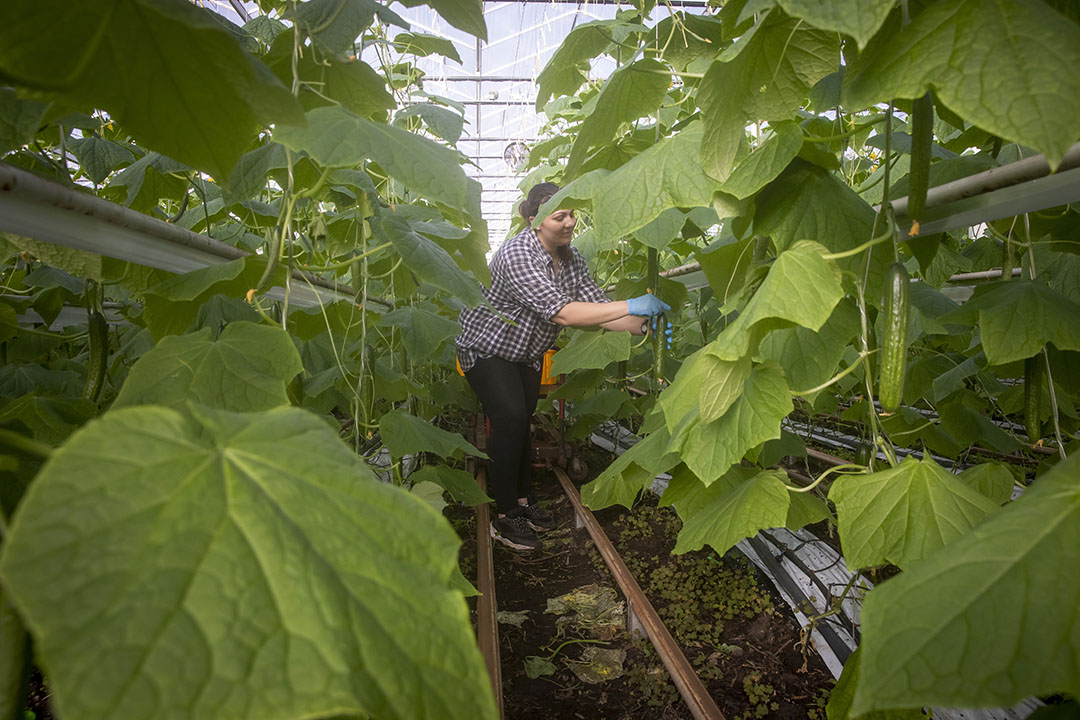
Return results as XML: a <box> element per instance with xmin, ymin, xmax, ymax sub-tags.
<box><xmin>456</xmin><ymin>227</ymin><xmax>610</xmax><ymax>371</ymax></box>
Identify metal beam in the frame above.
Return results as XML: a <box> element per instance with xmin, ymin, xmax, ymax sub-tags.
<box><xmin>0</xmin><ymin>162</ymin><xmax>395</xmax><ymax>308</ymax></box>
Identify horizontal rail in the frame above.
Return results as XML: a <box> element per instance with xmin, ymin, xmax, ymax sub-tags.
<box><xmin>0</xmin><ymin>162</ymin><xmax>396</xmax><ymax>308</ymax></box>
<box><xmin>470</xmin><ymin>417</ymin><xmax>503</xmax><ymax>720</ymax></box>
<box><xmin>553</xmin><ymin>466</ymin><xmax>725</xmax><ymax>720</ymax></box>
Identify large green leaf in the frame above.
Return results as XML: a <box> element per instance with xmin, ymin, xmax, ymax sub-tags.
<box><xmin>943</xmin><ymin>280</ymin><xmax>1080</xmax><ymax>365</ymax></box>
<box><xmin>0</xmin><ymin>0</ymin><xmax>303</xmax><ymax>180</ymax></box>
<box><xmin>0</xmin><ymin>87</ymin><xmax>47</xmax><ymax>155</ymax></box>
<box><xmin>707</xmin><ymin>240</ymin><xmax>844</xmax><ymax>361</ymax></box>
<box><xmin>275</xmin><ymin>106</ymin><xmax>482</xmax><ymax>219</ymax></box>
<box><xmin>672</xmin><ymin>467</ymin><xmax>791</xmax><ymax>554</ymax></box>
<box><xmin>141</xmin><ymin>258</ymin><xmax>270</xmax><ymax>340</ymax></box>
<box><xmin>938</xmin><ymin>399</ymin><xmax>1024</xmax><ymax>454</ymax></box>
<box><xmin>645</xmin><ymin>13</ymin><xmax>726</xmax><ymax>72</ymax></box>
<box><xmin>673</xmin><ymin>362</ymin><xmax>793</xmax><ymax>484</ymax></box>
<box><xmin>320</xmin><ymin>59</ymin><xmax>396</xmax><ymax>119</ymax></box>
<box><xmin>68</xmin><ymin>136</ymin><xmax>135</xmax><ymax>185</ymax></box>
<box><xmin>844</xmin><ymin>0</ymin><xmax>1080</xmax><ymax>170</ymax></box>
<box><xmin>581</xmin><ymin>428</ymin><xmax>678</xmax><ymax>510</ymax></box>
<box><xmin>0</xmin><ymin>393</ymin><xmax>96</xmax><ymax>446</ymax></box>
<box><xmin>826</xmin><ymin>648</ymin><xmax>925</xmax><ymax>720</ymax></box>
<box><xmin>957</xmin><ymin>461</ymin><xmax>1015</xmax><ymax>505</ymax></box>
<box><xmin>382</xmin><ymin>306</ymin><xmax>460</xmax><ymax>358</ymax></box>
<box><xmin>394</xmin><ymin>103</ymin><xmax>464</xmax><ymax>143</ymax></box>
<box><xmin>535</xmin><ymin>20</ymin><xmax>617</xmax><ymax>109</ymax></box>
<box><xmin>104</xmin><ymin>151</ymin><xmax>190</xmax><ymax>214</ymax></box>
<box><xmin>408</xmin><ymin>465</ymin><xmax>492</xmax><ymax>506</ymax></box>
<box><xmin>113</xmin><ymin>322</ymin><xmax>302</xmax><ymax>412</ymax></box>
<box><xmin>759</xmin><ymin>298</ymin><xmax>860</xmax><ymax>401</ymax></box>
<box><xmin>719</xmin><ymin>121</ymin><xmax>804</xmax><ymax>200</ymax></box>
<box><xmin>592</xmin><ymin>123</ymin><xmax>721</xmax><ymax>240</ymax></box>
<box><xmin>392</xmin><ymin>32</ymin><xmax>463</xmax><ymax>63</ymax></box>
<box><xmin>376</xmin><ymin>215</ymin><xmax>486</xmax><ymax>307</ymax></box>
<box><xmin>293</xmin><ymin>0</ymin><xmax>408</xmax><ymax>54</ymax></box>
<box><xmin>380</xmin><ymin>409</ymin><xmax>486</xmax><ymax>461</ymax></box>
<box><xmin>754</xmin><ymin>160</ymin><xmax>892</xmax><ymax>300</ymax></box>
<box><xmin>549</xmin><ymin>330</ymin><xmax>631</xmax><ymax>376</ymax></box>
<box><xmin>395</xmin><ymin>0</ymin><xmax>487</xmax><ymax>41</ymax></box>
<box><xmin>0</xmin><ymin>404</ymin><xmax>497</xmax><ymax>720</ymax></box>
<box><xmin>696</xmin><ymin>235</ymin><xmax>755</xmax><ymax>303</ymax></box>
<box><xmin>658</xmin><ymin>349</ymin><xmax>753</xmax><ymax>431</ymax></box>
<box><xmin>852</xmin><ymin>453</ymin><xmax>1080</xmax><ymax>713</ymax></box>
<box><xmin>776</xmin><ymin>0</ymin><xmax>895</xmax><ymax>49</ymax></box>
<box><xmin>829</xmin><ymin>455</ymin><xmax>1000</xmax><ymax>571</ymax></box>
<box><xmin>225</xmin><ymin>143</ymin><xmax>289</xmax><ymax>204</ymax></box>
<box><xmin>699</xmin><ymin>13</ymin><xmax>835</xmax><ymax>181</ymax></box>
<box><xmin>564</xmin><ymin>59</ymin><xmax>671</xmax><ymax>177</ymax></box>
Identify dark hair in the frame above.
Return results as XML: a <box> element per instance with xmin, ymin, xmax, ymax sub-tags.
<box><xmin>519</xmin><ymin>182</ymin><xmax>560</xmax><ymax>220</ymax></box>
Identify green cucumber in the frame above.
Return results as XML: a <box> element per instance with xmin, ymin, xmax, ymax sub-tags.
<box><xmin>854</xmin><ymin>440</ymin><xmax>874</xmax><ymax>467</ymax></box>
<box><xmin>647</xmin><ymin>249</ymin><xmax>663</xmax><ymax>388</ymax></box>
<box><xmin>907</xmin><ymin>92</ymin><xmax>934</xmax><ymax>222</ymax></box>
<box><xmin>878</xmin><ymin>262</ymin><xmax>909</xmax><ymax>412</ymax></box>
<box><xmin>1024</xmin><ymin>354</ymin><xmax>1043</xmax><ymax>443</ymax></box>
<box><xmin>83</xmin><ymin>309</ymin><xmax>109</xmax><ymax>402</ymax></box>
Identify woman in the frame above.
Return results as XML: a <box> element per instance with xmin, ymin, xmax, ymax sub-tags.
<box><xmin>456</xmin><ymin>182</ymin><xmax>670</xmax><ymax>550</ymax></box>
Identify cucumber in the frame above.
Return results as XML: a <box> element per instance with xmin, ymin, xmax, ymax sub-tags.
<box><xmin>1024</xmin><ymin>354</ymin><xmax>1043</xmax><ymax>443</ymax></box>
<box><xmin>878</xmin><ymin>262</ymin><xmax>909</xmax><ymax>412</ymax></box>
<box><xmin>647</xmin><ymin>249</ymin><xmax>663</xmax><ymax>388</ymax></box>
<box><xmin>854</xmin><ymin>440</ymin><xmax>874</xmax><ymax>467</ymax></box>
<box><xmin>907</xmin><ymin>92</ymin><xmax>934</xmax><ymax>221</ymax></box>
<box><xmin>83</xmin><ymin>309</ymin><xmax>109</xmax><ymax>402</ymax></box>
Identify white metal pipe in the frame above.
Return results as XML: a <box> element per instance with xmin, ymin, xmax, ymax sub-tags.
<box><xmin>0</xmin><ymin>162</ymin><xmax>377</xmax><ymax>308</ymax></box>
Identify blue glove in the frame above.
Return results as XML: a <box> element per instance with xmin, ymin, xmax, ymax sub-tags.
<box><xmin>627</xmin><ymin>294</ymin><xmax>671</xmax><ymax>317</ymax></box>
<box><xmin>651</xmin><ymin>318</ymin><xmax>674</xmax><ymax>349</ymax></box>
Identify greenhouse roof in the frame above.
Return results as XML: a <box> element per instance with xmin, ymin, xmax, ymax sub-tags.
<box><xmin>209</xmin><ymin>0</ymin><xmax>707</xmax><ymax>249</ymax></box>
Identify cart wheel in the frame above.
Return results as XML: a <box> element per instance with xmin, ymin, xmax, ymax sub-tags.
<box><xmin>568</xmin><ymin>456</ymin><xmax>588</xmax><ymax>482</ymax></box>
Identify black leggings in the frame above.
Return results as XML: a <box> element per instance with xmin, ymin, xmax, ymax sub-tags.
<box><xmin>464</xmin><ymin>356</ymin><xmax>542</xmax><ymax>513</ymax></box>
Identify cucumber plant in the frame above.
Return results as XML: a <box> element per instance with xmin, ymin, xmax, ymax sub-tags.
<box><xmin>523</xmin><ymin>1</ymin><xmax>1080</xmax><ymax>716</ymax></box>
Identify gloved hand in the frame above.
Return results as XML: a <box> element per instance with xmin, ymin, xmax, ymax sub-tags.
<box><xmin>651</xmin><ymin>318</ymin><xmax>674</xmax><ymax>349</ymax></box>
<box><xmin>627</xmin><ymin>293</ymin><xmax>671</xmax><ymax>317</ymax></box>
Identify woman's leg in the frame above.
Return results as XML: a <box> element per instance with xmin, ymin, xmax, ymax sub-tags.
<box><xmin>464</xmin><ymin>356</ymin><xmax>534</xmax><ymax>515</ymax></box>
<box><xmin>515</xmin><ymin>362</ymin><xmax>542</xmax><ymax>502</ymax></box>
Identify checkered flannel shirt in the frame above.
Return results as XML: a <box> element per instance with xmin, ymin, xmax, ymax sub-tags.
<box><xmin>456</xmin><ymin>226</ymin><xmax>610</xmax><ymax>372</ymax></box>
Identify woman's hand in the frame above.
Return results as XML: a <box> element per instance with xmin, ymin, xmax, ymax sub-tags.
<box><xmin>627</xmin><ymin>294</ymin><xmax>671</xmax><ymax>317</ymax></box>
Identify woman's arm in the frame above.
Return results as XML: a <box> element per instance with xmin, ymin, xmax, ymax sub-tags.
<box><xmin>551</xmin><ymin>300</ymin><xmax>632</xmax><ymax>328</ymax></box>
<box><xmin>600</xmin><ymin>315</ymin><xmax>647</xmax><ymax>334</ymax></box>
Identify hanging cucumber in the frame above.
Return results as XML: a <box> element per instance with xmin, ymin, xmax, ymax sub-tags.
<box><xmin>854</xmin><ymin>439</ymin><xmax>874</xmax><ymax>467</ymax></box>
<box><xmin>1024</xmin><ymin>354</ymin><xmax>1043</xmax><ymax>443</ymax></box>
<box><xmin>83</xmin><ymin>310</ymin><xmax>109</xmax><ymax>403</ymax></box>
<box><xmin>83</xmin><ymin>280</ymin><xmax>109</xmax><ymax>403</ymax></box>
<box><xmin>906</xmin><ymin>92</ymin><xmax>934</xmax><ymax>222</ymax></box>
<box><xmin>647</xmin><ymin>248</ymin><xmax>663</xmax><ymax>388</ymax></box>
<box><xmin>878</xmin><ymin>262</ymin><xmax>909</xmax><ymax>412</ymax></box>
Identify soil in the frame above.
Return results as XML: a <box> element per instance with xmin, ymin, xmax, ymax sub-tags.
<box><xmin>446</xmin><ymin>441</ymin><xmax>836</xmax><ymax>720</ymax></box>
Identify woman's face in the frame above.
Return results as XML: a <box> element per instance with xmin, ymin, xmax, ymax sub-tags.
<box><xmin>534</xmin><ymin>208</ymin><xmax>577</xmax><ymax>246</ymax></box>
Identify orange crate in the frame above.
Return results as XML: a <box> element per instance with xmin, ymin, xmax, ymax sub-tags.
<box><xmin>541</xmin><ymin>348</ymin><xmax>559</xmax><ymax>385</ymax></box>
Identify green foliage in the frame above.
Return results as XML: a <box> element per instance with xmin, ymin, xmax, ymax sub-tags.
<box><xmin>829</xmin><ymin>455</ymin><xmax>1000</xmax><ymax>570</ymax></box>
<box><xmin>3</xmin><ymin>0</ymin><xmax>1080</xmax><ymax>714</ymax></box>
<box><xmin>550</xmin><ymin>329</ymin><xmax>632</xmax><ymax>375</ymax></box>
<box><xmin>854</xmin><ymin>453</ymin><xmax>1080</xmax><ymax>713</ymax></box>
<box><xmin>844</xmin><ymin>0</ymin><xmax>1080</xmax><ymax>169</ymax></box>
<box><xmin>0</xmin><ymin>404</ymin><xmax>496</xmax><ymax>720</ymax></box>
<box><xmin>0</xmin><ymin>0</ymin><xmax>303</xmax><ymax>179</ymax></box>
<box><xmin>112</xmin><ymin>322</ymin><xmax>302</xmax><ymax>412</ymax></box>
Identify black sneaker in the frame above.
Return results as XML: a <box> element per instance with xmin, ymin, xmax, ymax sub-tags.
<box><xmin>520</xmin><ymin>502</ymin><xmax>555</xmax><ymax>531</ymax></box>
<box><xmin>490</xmin><ymin>511</ymin><xmax>540</xmax><ymax>550</ymax></box>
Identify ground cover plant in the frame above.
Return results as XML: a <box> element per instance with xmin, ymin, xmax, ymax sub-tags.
<box><xmin>0</xmin><ymin>0</ymin><xmax>1078</xmax><ymax>718</ymax></box>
